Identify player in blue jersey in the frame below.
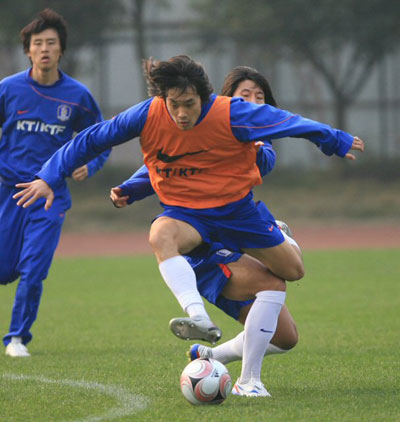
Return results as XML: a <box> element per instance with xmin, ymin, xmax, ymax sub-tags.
<box><xmin>0</xmin><ymin>9</ymin><xmax>110</xmax><ymax>357</ymax></box>
<box><xmin>110</xmin><ymin>66</ymin><xmax>301</xmax><ymax>397</ymax></box>
<box><xmin>14</xmin><ymin>56</ymin><xmax>363</xmax><ymax>396</ymax></box>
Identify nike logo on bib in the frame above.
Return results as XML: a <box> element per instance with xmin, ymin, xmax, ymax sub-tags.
<box><xmin>157</xmin><ymin>148</ymin><xmax>210</xmax><ymax>163</ymax></box>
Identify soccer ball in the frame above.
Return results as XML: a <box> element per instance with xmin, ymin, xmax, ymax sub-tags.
<box><xmin>180</xmin><ymin>358</ymin><xmax>231</xmax><ymax>405</ymax></box>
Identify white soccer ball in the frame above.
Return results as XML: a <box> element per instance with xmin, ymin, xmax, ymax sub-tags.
<box><xmin>180</xmin><ymin>358</ymin><xmax>232</xmax><ymax>405</ymax></box>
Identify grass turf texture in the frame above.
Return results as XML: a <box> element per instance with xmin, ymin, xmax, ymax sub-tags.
<box><xmin>1</xmin><ymin>250</ymin><xmax>399</xmax><ymax>421</ymax></box>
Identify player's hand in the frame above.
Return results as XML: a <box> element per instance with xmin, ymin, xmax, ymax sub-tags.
<box><xmin>13</xmin><ymin>179</ymin><xmax>54</xmax><ymax>210</ymax></box>
<box><xmin>345</xmin><ymin>136</ymin><xmax>365</xmax><ymax>160</ymax></box>
<box><xmin>72</xmin><ymin>165</ymin><xmax>89</xmax><ymax>181</ymax></box>
<box><xmin>110</xmin><ymin>187</ymin><xmax>129</xmax><ymax>208</ymax></box>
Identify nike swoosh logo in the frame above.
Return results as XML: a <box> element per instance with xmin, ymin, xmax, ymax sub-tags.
<box><xmin>157</xmin><ymin>148</ymin><xmax>210</xmax><ymax>163</ymax></box>
<box><xmin>17</xmin><ymin>110</ymin><xmax>29</xmax><ymax>115</ymax></box>
<box><xmin>260</xmin><ymin>329</ymin><xmax>274</xmax><ymax>333</ymax></box>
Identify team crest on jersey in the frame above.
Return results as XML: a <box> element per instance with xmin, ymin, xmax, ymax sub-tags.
<box><xmin>57</xmin><ymin>104</ymin><xmax>72</xmax><ymax>122</ymax></box>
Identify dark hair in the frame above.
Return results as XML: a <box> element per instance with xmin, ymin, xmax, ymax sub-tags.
<box><xmin>143</xmin><ymin>55</ymin><xmax>214</xmax><ymax>103</ymax></box>
<box><xmin>20</xmin><ymin>8</ymin><xmax>67</xmax><ymax>54</ymax></box>
<box><xmin>221</xmin><ymin>66</ymin><xmax>277</xmax><ymax>107</ymax></box>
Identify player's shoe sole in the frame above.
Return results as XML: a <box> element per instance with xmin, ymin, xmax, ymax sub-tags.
<box><xmin>169</xmin><ymin>317</ymin><xmax>222</xmax><ymax>344</ymax></box>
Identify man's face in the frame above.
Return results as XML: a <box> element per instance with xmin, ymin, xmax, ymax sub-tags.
<box><xmin>234</xmin><ymin>80</ymin><xmax>265</xmax><ymax>105</ymax></box>
<box><xmin>27</xmin><ymin>28</ymin><xmax>62</xmax><ymax>72</ymax></box>
<box><xmin>165</xmin><ymin>87</ymin><xmax>202</xmax><ymax>131</ymax></box>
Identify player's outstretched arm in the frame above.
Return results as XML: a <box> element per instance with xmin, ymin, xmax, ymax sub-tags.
<box><xmin>13</xmin><ymin>179</ymin><xmax>54</xmax><ymax>210</ymax></box>
<box><xmin>344</xmin><ymin>136</ymin><xmax>365</xmax><ymax>160</ymax></box>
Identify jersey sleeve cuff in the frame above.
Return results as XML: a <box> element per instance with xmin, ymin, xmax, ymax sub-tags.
<box><xmin>35</xmin><ymin>170</ymin><xmax>63</xmax><ymax>191</ymax></box>
<box><xmin>335</xmin><ymin>130</ymin><xmax>354</xmax><ymax>157</ymax></box>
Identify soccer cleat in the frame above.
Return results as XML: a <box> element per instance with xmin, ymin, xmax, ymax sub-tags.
<box><xmin>275</xmin><ymin>219</ymin><xmax>293</xmax><ymax>238</ymax></box>
<box><xmin>169</xmin><ymin>316</ymin><xmax>222</xmax><ymax>344</ymax></box>
<box><xmin>5</xmin><ymin>337</ymin><xmax>30</xmax><ymax>357</ymax></box>
<box><xmin>187</xmin><ymin>343</ymin><xmax>213</xmax><ymax>361</ymax></box>
<box><xmin>231</xmin><ymin>378</ymin><xmax>271</xmax><ymax>397</ymax></box>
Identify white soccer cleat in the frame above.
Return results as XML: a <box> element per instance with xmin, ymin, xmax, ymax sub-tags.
<box><xmin>169</xmin><ymin>316</ymin><xmax>222</xmax><ymax>344</ymax></box>
<box><xmin>5</xmin><ymin>337</ymin><xmax>31</xmax><ymax>357</ymax></box>
<box><xmin>232</xmin><ymin>378</ymin><xmax>271</xmax><ymax>397</ymax></box>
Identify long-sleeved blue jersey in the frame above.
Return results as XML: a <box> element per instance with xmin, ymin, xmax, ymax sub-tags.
<box><xmin>0</xmin><ymin>68</ymin><xmax>110</xmax><ymax>189</ymax></box>
<box><xmin>36</xmin><ymin>94</ymin><xmax>353</xmax><ymax>193</ymax></box>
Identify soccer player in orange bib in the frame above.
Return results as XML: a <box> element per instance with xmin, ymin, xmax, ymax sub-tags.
<box><xmin>111</xmin><ymin>65</ymin><xmax>302</xmax><ymax>397</ymax></box>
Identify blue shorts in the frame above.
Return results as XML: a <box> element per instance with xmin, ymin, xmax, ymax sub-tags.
<box><xmin>185</xmin><ymin>243</ymin><xmax>253</xmax><ymax>320</ymax></box>
<box><xmin>158</xmin><ymin>192</ymin><xmax>284</xmax><ymax>252</ymax></box>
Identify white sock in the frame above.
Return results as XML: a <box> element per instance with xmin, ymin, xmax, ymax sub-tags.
<box><xmin>158</xmin><ymin>256</ymin><xmax>209</xmax><ymax>319</ymax></box>
<box><xmin>186</xmin><ymin>303</ymin><xmax>208</xmax><ymax>318</ymax></box>
<box><xmin>212</xmin><ymin>331</ymin><xmax>288</xmax><ymax>363</ymax></box>
<box><xmin>240</xmin><ymin>290</ymin><xmax>286</xmax><ymax>383</ymax></box>
<box><xmin>212</xmin><ymin>331</ymin><xmax>244</xmax><ymax>364</ymax></box>
<box><xmin>265</xmin><ymin>343</ymin><xmax>287</xmax><ymax>355</ymax></box>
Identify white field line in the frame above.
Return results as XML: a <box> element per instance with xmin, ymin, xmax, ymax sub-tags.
<box><xmin>3</xmin><ymin>373</ymin><xmax>149</xmax><ymax>422</ymax></box>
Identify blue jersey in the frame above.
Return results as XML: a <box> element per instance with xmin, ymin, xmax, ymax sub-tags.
<box><xmin>35</xmin><ymin>93</ymin><xmax>354</xmax><ymax>190</ymax></box>
<box><xmin>0</xmin><ymin>68</ymin><xmax>110</xmax><ymax>189</ymax></box>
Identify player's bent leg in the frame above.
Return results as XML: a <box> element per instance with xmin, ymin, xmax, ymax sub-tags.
<box><xmin>149</xmin><ymin>217</ymin><xmax>203</xmax><ymax>263</ymax></box>
<box><xmin>151</xmin><ymin>218</ymin><xmax>222</xmax><ymax>341</ymax></box>
<box><xmin>243</xmin><ymin>240</ymin><xmax>305</xmax><ymax>281</ymax></box>
<box><xmin>189</xmin><ymin>304</ymin><xmax>298</xmax><ymax>363</ymax></box>
<box><xmin>238</xmin><ymin>304</ymin><xmax>297</xmax><ymax>350</ymax></box>
<box><xmin>277</xmin><ymin>222</ymin><xmax>303</xmax><ymax>260</ymax></box>
<box><xmin>221</xmin><ymin>254</ymin><xmax>285</xmax><ymax>302</ymax></box>
<box><xmin>270</xmin><ymin>305</ymin><xmax>298</xmax><ymax>350</ymax></box>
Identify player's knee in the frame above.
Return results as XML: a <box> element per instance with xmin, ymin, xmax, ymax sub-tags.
<box><xmin>285</xmin><ymin>260</ymin><xmax>305</xmax><ymax>281</ymax></box>
<box><xmin>274</xmin><ymin>325</ymin><xmax>299</xmax><ymax>350</ymax></box>
<box><xmin>149</xmin><ymin>223</ymin><xmax>179</xmax><ymax>260</ymax></box>
<box><xmin>284</xmin><ymin>325</ymin><xmax>299</xmax><ymax>350</ymax></box>
<box><xmin>259</xmin><ymin>273</ymin><xmax>286</xmax><ymax>292</ymax></box>
<box><xmin>277</xmin><ymin>337</ymin><xmax>298</xmax><ymax>351</ymax></box>
<box><xmin>149</xmin><ymin>229</ymin><xmax>162</xmax><ymax>250</ymax></box>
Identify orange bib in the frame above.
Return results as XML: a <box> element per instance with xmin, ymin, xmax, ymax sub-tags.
<box><xmin>140</xmin><ymin>96</ymin><xmax>261</xmax><ymax>208</ymax></box>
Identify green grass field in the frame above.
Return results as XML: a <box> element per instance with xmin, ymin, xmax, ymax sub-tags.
<box><xmin>1</xmin><ymin>249</ymin><xmax>399</xmax><ymax>422</ymax></box>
